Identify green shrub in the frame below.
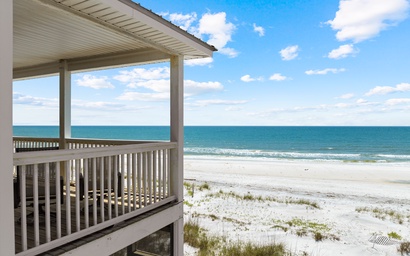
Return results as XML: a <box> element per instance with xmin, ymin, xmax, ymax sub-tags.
<box><xmin>398</xmin><ymin>241</ymin><xmax>410</xmax><ymax>255</ymax></box>
<box><xmin>388</xmin><ymin>231</ymin><xmax>402</xmax><ymax>240</ymax></box>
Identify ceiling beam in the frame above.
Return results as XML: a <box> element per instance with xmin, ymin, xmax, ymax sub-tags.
<box><xmin>13</xmin><ymin>49</ymin><xmax>171</xmax><ymax>80</ymax></box>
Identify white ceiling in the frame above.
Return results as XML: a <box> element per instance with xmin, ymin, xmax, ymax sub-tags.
<box><xmin>13</xmin><ymin>0</ymin><xmax>216</xmax><ymax>78</ymax></box>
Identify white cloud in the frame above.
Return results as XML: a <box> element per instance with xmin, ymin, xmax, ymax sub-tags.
<box><xmin>385</xmin><ymin>98</ymin><xmax>410</xmax><ymax>105</ymax></box>
<box><xmin>241</xmin><ymin>75</ymin><xmax>263</xmax><ymax>82</ymax></box>
<box><xmin>114</xmin><ymin>66</ymin><xmax>223</xmax><ymax>101</ymax></box>
<box><xmin>356</xmin><ymin>98</ymin><xmax>367</xmax><ymax>104</ymax></box>
<box><xmin>163</xmin><ymin>11</ymin><xmax>237</xmax><ymax>62</ymax></box>
<box><xmin>13</xmin><ymin>92</ymin><xmax>144</xmax><ymax>112</ymax></box>
<box><xmin>328</xmin><ymin>44</ymin><xmax>357</xmax><ymax>59</ymax></box>
<box><xmin>218</xmin><ymin>47</ymin><xmax>239</xmax><ymax>58</ymax></box>
<box><xmin>114</xmin><ymin>67</ymin><xmax>169</xmax><ymax>85</ymax></box>
<box><xmin>185</xmin><ymin>57</ymin><xmax>213</xmax><ymax>66</ymax></box>
<box><xmin>279</xmin><ymin>45</ymin><xmax>299</xmax><ymax>61</ymax></box>
<box><xmin>13</xmin><ymin>92</ymin><xmax>58</xmax><ymax>108</ymax></box>
<box><xmin>76</xmin><ymin>75</ymin><xmax>114</xmax><ymax>89</ymax></box>
<box><xmin>184</xmin><ymin>80</ymin><xmax>223</xmax><ymax>96</ymax></box>
<box><xmin>169</xmin><ymin>12</ymin><xmax>197</xmax><ymax>31</ymax></box>
<box><xmin>192</xmin><ymin>99</ymin><xmax>248</xmax><ymax>107</ymax></box>
<box><xmin>116</xmin><ymin>92</ymin><xmax>169</xmax><ymax>102</ymax></box>
<box><xmin>253</xmin><ymin>23</ymin><xmax>265</xmax><ymax>37</ymax></box>
<box><xmin>269</xmin><ymin>73</ymin><xmax>287</xmax><ymax>81</ymax></box>
<box><xmin>225</xmin><ymin>106</ymin><xmax>243</xmax><ymax>111</ymax></box>
<box><xmin>72</xmin><ymin>101</ymin><xmax>133</xmax><ymax>111</ymax></box>
<box><xmin>241</xmin><ymin>75</ymin><xmax>254</xmax><ymax>82</ymax></box>
<box><xmin>337</xmin><ymin>93</ymin><xmax>355</xmax><ymax>99</ymax></box>
<box><xmin>365</xmin><ymin>83</ymin><xmax>410</xmax><ymax>96</ymax></box>
<box><xmin>305</xmin><ymin>68</ymin><xmax>346</xmax><ymax>75</ymax></box>
<box><xmin>327</xmin><ymin>0</ymin><xmax>410</xmax><ymax>43</ymax></box>
<box><xmin>196</xmin><ymin>12</ymin><xmax>237</xmax><ymax>57</ymax></box>
<box><xmin>130</xmin><ymin>79</ymin><xmax>170</xmax><ymax>92</ymax></box>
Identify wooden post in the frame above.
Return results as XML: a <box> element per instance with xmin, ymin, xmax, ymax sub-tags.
<box><xmin>59</xmin><ymin>60</ymin><xmax>72</xmax><ymax>148</ymax></box>
<box><xmin>170</xmin><ymin>55</ymin><xmax>184</xmax><ymax>256</ymax></box>
<box><xmin>0</xmin><ymin>0</ymin><xmax>16</xmax><ymax>254</ymax></box>
<box><xmin>59</xmin><ymin>60</ymin><xmax>71</xmax><ymax>181</ymax></box>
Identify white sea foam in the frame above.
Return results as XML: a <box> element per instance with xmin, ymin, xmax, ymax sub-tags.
<box><xmin>184</xmin><ymin>147</ymin><xmax>361</xmax><ymax>161</ymax></box>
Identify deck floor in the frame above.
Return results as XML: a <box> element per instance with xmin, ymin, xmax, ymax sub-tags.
<box><xmin>14</xmin><ymin>187</ymin><xmax>156</xmax><ymax>254</ymax></box>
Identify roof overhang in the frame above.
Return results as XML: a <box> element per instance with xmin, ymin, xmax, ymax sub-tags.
<box><xmin>14</xmin><ymin>0</ymin><xmax>216</xmax><ymax>79</ymax></box>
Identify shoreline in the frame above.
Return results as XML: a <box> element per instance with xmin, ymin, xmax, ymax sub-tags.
<box><xmin>183</xmin><ymin>157</ymin><xmax>410</xmax><ymax>255</ymax></box>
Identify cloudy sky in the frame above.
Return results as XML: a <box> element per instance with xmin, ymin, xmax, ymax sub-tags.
<box><xmin>13</xmin><ymin>0</ymin><xmax>410</xmax><ymax>126</ymax></box>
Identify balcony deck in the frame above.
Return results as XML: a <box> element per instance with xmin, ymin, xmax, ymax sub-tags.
<box><xmin>13</xmin><ymin>137</ymin><xmax>177</xmax><ymax>256</ymax></box>
<box><xmin>14</xmin><ymin>187</ymin><xmax>171</xmax><ymax>254</ymax></box>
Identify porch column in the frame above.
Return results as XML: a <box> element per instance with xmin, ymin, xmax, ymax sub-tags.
<box><xmin>170</xmin><ymin>55</ymin><xmax>184</xmax><ymax>256</ymax></box>
<box><xmin>59</xmin><ymin>60</ymin><xmax>72</xmax><ymax>149</ymax></box>
<box><xmin>0</xmin><ymin>0</ymin><xmax>16</xmax><ymax>254</ymax></box>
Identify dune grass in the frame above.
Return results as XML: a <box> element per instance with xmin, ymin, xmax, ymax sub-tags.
<box><xmin>206</xmin><ymin>189</ymin><xmax>320</xmax><ymax>209</ymax></box>
<box><xmin>272</xmin><ymin>218</ymin><xmax>339</xmax><ymax>242</ymax></box>
<box><xmin>184</xmin><ymin>219</ymin><xmax>301</xmax><ymax>255</ymax></box>
<box><xmin>355</xmin><ymin>206</ymin><xmax>409</xmax><ymax>224</ymax></box>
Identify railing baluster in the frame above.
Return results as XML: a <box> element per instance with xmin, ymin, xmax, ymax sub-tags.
<box><xmin>142</xmin><ymin>152</ymin><xmax>147</xmax><ymax>207</ymax></box>
<box><xmin>159</xmin><ymin>150</ymin><xmax>162</xmax><ymax>200</ymax></box>
<box><xmin>148</xmin><ymin>152</ymin><xmax>152</xmax><ymax>205</ymax></box>
<box><xmin>100</xmin><ymin>157</ymin><xmax>105</xmax><ymax>222</ymax></box>
<box><xmin>167</xmin><ymin>149</ymin><xmax>171</xmax><ymax>197</ymax></box>
<box><xmin>56</xmin><ymin>163</ymin><xmax>61</xmax><ymax>239</ymax></box>
<box><xmin>33</xmin><ymin>164</ymin><xmax>40</xmax><ymax>246</ymax></box>
<box><xmin>20</xmin><ymin>166</ymin><xmax>27</xmax><ymax>251</ymax></box>
<box><xmin>121</xmin><ymin>154</ymin><xmax>125</xmax><ymax>214</ymax></box>
<box><xmin>92</xmin><ymin>158</ymin><xmax>97</xmax><ymax>226</ymax></box>
<box><xmin>75</xmin><ymin>159</ymin><xmax>81</xmax><ymax>232</ymax></box>
<box><xmin>127</xmin><ymin>154</ymin><xmax>131</xmax><ymax>213</ymax></box>
<box><xmin>137</xmin><ymin>153</ymin><xmax>142</xmax><ymax>209</ymax></box>
<box><xmin>65</xmin><ymin>161</ymin><xmax>71</xmax><ymax>235</ymax></box>
<box><xmin>114</xmin><ymin>156</ymin><xmax>119</xmax><ymax>217</ymax></box>
<box><xmin>45</xmin><ymin>163</ymin><xmax>51</xmax><ymax>243</ymax></box>
<box><xmin>84</xmin><ymin>159</ymin><xmax>89</xmax><ymax>228</ymax></box>
<box><xmin>132</xmin><ymin>153</ymin><xmax>137</xmax><ymax>210</ymax></box>
<box><xmin>162</xmin><ymin>149</ymin><xmax>168</xmax><ymax>198</ymax></box>
<box><xmin>107</xmin><ymin>156</ymin><xmax>112</xmax><ymax>220</ymax></box>
<box><xmin>153</xmin><ymin>150</ymin><xmax>157</xmax><ymax>203</ymax></box>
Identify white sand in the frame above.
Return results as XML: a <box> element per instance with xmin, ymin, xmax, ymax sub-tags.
<box><xmin>183</xmin><ymin>156</ymin><xmax>410</xmax><ymax>255</ymax></box>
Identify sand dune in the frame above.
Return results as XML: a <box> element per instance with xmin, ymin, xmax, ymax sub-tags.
<box><xmin>183</xmin><ymin>157</ymin><xmax>410</xmax><ymax>255</ymax></box>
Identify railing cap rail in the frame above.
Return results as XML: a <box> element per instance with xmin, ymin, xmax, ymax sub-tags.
<box><xmin>14</xmin><ymin>142</ymin><xmax>177</xmax><ymax>165</ymax></box>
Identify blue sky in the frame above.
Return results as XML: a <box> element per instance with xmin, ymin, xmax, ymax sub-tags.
<box><xmin>13</xmin><ymin>0</ymin><xmax>410</xmax><ymax>126</ymax></box>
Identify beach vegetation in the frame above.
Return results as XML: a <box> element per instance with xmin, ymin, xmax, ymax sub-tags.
<box><xmin>273</xmin><ymin>225</ymin><xmax>289</xmax><ymax>232</ymax></box>
<box><xmin>272</xmin><ymin>218</ymin><xmax>339</xmax><ymax>241</ymax></box>
<box><xmin>355</xmin><ymin>207</ymin><xmax>408</xmax><ymax>224</ymax></box>
<box><xmin>184</xmin><ymin>219</ymin><xmax>297</xmax><ymax>255</ymax></box>
<box><xmin>285</xmin><ymin>198</ymin><xmax>320</xmax><ymax>209</ymax></box>
<box><xmin>388</xmin><ymin>231</ymin><xmax>402</xmax><ymax>240</ymax></box>
<box><xmin>184</xmin><ymin>219</ymin><xmax>219</xmax><ymax>255</ymax></box>
<box><xmin>206</xmin><ymin>190</ymin><xmax>320</xmax><ymax>209</ymax></box>
<box><xmin>398</xmin><ymin>241</ymin><xmax>410</xmax><ymax>255</ymax></box>
<box><xmin>222</xmin><ymin>216</ymin><xmax>249</xmax><ymax>226</ymax></box>
<box><xmin>220</xmin><ymin>242</ymin><xmax>289</xmax><ymax>256</ymax></box>
<box><xmin>296</xmin><ymin>229</ymin><xmax>308</xmax><ymax>237</ymax></box>
<box><xmin>184</xmin><ymin>200</ymin><xmax>193</xmax><ymax>207</ymax></box>
<box><xmin>209</xmin><ymin>214</ymin><xmax>219</xmax><ymax>221</ymax></box>
<box><xmin>184</xmin><ymin>182</ymin><xmax>195</xmax><ymax>197</ymax></box>
<box><xmin>314</xmin><ymin>232</ymin><xmax>324</xmax><ymax>242</ymax></box>
<box><xmin>198</xmin><ymin>182</ymin><xmax>210</xmax><ymax>191</ymax></box>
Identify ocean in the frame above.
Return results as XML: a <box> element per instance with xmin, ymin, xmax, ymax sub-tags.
<box><xmin>13</xmin><ymin>126</ymin><xmax>410</xmax><ymax>163</ymax></box>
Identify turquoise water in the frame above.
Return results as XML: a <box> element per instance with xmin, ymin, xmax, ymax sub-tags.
<box><xmin>13</xmin><ymin>126</ymin><xmax>410</xmax><ymax>163</ymax></box>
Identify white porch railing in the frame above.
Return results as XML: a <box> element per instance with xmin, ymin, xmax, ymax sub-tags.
<box><xmin>13</xmin><ymin>138</ymin><xmax>177</xmax><ymax>256</ymax></box>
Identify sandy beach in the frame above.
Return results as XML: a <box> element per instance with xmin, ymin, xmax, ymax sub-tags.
<box><xmin>183</xmin><ymin>157</ymin><xmax>410</xmax><ymax>255</ymax></box>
